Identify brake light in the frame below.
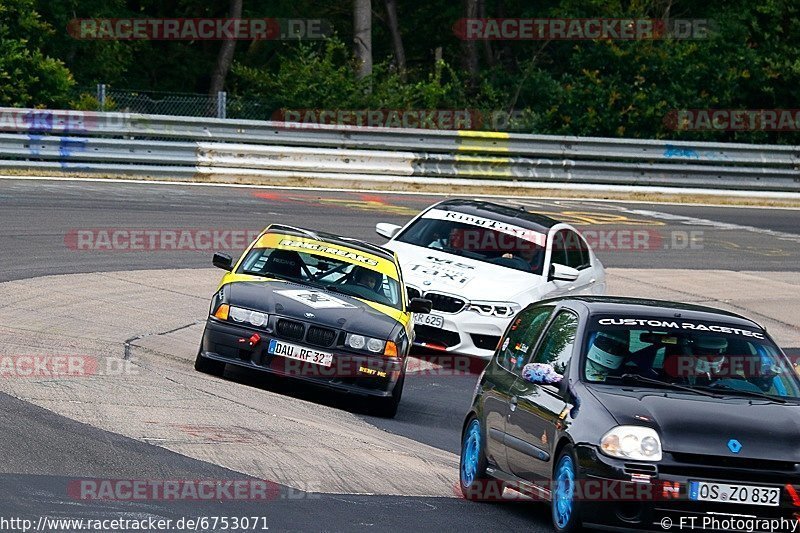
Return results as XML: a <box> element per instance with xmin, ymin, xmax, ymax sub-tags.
<box><xmin>383</xmin><ymin>341</ymin><xmax>398</xmax><ymax>358</ymax></box>
<box><xmin>214</xmin><ymin>304</ymin><xmax>230</xmax><ymax>320</ymax></box>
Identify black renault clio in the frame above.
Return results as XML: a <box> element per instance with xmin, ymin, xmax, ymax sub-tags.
<box><xmin>460</xmin><ymin>296</ymin><xmax>800</xmax><ymax>532</ymax></box>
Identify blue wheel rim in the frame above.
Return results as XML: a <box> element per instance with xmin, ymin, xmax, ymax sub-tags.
<box><xmin>553</xmin><ymin>454</ymin><xmax>575</xmax><ymax>529</ymax></box>
<box><xmin>460</xmin><ymin>420</ymin><xmax>481</xmax><ymax>488</ymax></box>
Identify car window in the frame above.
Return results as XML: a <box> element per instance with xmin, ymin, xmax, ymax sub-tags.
<box><xmin>496</xmin><ymin>306</ymin><xmax>554</xmax><ymax>375</ymax></box>
<box><xmin>395</xmin><ymin>209</ymin><xmax>547</xmax><ymax>275</ymax></box>
<box><xmin>238</xmin><ymin>245</ymin><xmax>403</xmax><ymax>310</ymax></box>
<box><xmin>530</xmin><ymin>311</ymin><xmax>579</xmax><ymax>377</ymax></box>
<box><xmin>550</xmin><ymin>230</ymin><xmax>567</xmax><ymax>267</ymax></box>
<box><xmin>577</xmin><ymin>233</ymin><xmax>591</xmax><ymax>269</ymax></box>
<box><xmin>582</xmin><ymin>316</ymin><xmax>800</xmax><ymax>399</ymax></box>
<box><xmin>563</xmin><ymin>230</ymin><xmax>584</xmax><ymax>269</ymax></box>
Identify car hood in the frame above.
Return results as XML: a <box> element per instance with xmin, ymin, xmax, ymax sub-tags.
<box><xmin>228</xmin><ymin>280</ymin><xmax>399</xmax><ymax>339</ymax></box>
<box><xmin>588</xmin><ymin>386</ymin><xmax>800</xmax><ymax>462</ymax></box>
<box><xmin>385</xmin><ymin>241</ymin><xmax>542</xmax><ymax>300</ymax></box>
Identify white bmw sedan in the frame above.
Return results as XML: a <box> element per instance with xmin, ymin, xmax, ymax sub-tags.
<box><xmin>376</xmin><ymin>199</ymin><xmax>606</xmax><ymax>359</ymax></box>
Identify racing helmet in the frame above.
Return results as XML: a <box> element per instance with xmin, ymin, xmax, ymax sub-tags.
<box><xmin>586</xmin><ymin>331</ymin><xmax>628</xmax><ymax>375</ymax></box>
<box><xmin>693</xmin><ymin>336</ymin><xmax>728</xmax><ymax>374</ymax></box>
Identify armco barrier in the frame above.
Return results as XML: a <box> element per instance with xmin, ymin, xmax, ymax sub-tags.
<box><xmin>0</xmin><ymin>107</ymin><xmax>798</xmax><ymax>192</ymax></box>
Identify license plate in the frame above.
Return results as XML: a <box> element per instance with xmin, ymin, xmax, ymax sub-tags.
<box><xmin>688</xmin><ymin>481</ymin><xmax>780</xmax><ymax>507</ymax></box>
<box><xmin>267</xmin><ymin>339</ymin><xmax>333</xmax><ymax>368</ymax></box>
<box><xmin>414</xmin><ymin>313</ymin><xmax>444</xmax><ymax>328</ymax></box>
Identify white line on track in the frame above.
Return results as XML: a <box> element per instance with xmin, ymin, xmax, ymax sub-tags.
<box><xmin>620</xmin><ymin>208</ymin><xmax>800</xmax><ymax>244</ymax></box>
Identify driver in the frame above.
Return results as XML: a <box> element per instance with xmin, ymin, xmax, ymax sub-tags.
<box><xmin>429</xmin><ymin>227</ymin><xmax>460</xmax><ymax>250</ymax></box>
<box><xmin>502</xmin><ymin>244</ymin><xmax>543</xmax><ymax>271</ymax></box>
<box><xmin>690</xmin><ymin>336</ymin><xmax>728</xmax><ymax>382</ymax></box>
<box><xmin>348</xmin><ymin>266</ymin><xmax>383</xmax><ymax>294</ymax></box>
<box><xmin>585</xmin><ymin>331</ymin><xmax>629</xmax><ymax>381</ymax></box>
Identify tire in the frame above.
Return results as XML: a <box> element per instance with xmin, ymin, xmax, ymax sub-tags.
<box><xmin>551</xmin><ymin>445</ymin><xmax>583</xmax><ymax>533</ymax></box>
<box><xmin>459</xmin><ymin>417</ymin><xmax>504</xmax><ymax>501</ymax></box>
<box><xmin>372</xmin><ymin>374</ymin><xmax>404</xmax><ymax>418</ymax></box>
<box><xmin>194</xmin><ymin>351</ymin><xmax>225</xmax><ymax>377</ymax></box>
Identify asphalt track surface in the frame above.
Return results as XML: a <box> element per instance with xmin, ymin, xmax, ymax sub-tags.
<box><xmin>0</xmin><ymin>179</ymin><xmax>798</xmax><ymax>532</ymax></box>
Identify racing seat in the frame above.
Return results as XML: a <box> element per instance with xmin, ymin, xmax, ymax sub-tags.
<box><xmin>263</xmin><ymin>249</ymin><xmax>304</xmax><ymax>278</ymax></box>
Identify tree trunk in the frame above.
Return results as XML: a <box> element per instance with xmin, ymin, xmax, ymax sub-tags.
<box><xmin>209</xmin><ymin>0</ymin><xmax>243</xmax><ymax>97</ymax></box>
<box><xmin>461</xmin><ymin>0</ymin><xmax>480</xmax><ymax>88</ymax></box>
<box><xmin>478</xmin><ymin>0</ymin><xmax>494</xmax><ymax>68</ymax></box>
<box><xmin>353</xmin><ymin>0</ymin><xmax>373</xmax><ymax>80</ymax></box>
<box><xmin>383</xmin><ymin>0</ymin><xmax>406</xmax><ymax>80</ymax></box>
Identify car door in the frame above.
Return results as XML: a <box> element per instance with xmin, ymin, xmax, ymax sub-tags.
<box><xmin>481</xmin><ymin>305</ymin><xmax>555</xmax><ymax>473</ymax></box>
<box><xmin>505</xmin><ymin>309</ymin><xmax>580</xmax><ymax>483</ymax></box>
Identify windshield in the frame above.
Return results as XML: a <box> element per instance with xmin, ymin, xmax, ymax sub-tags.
<box><xmin>396</xmin><ymin>208</ymin><xmax>547</xmax><ymax>275</ymax></box>
<box><xmin>237</xmin><ymin>236</ymin><xmax>402</xmax><ymax>310</ymax></box>
<box><xmin>582</xmin><ymin>315</ymin><xmax>800</xmax><ymax>400</ymax></box>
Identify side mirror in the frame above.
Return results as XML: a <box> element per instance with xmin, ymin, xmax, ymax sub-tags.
<box><xmin>550</xmin><ymin>263</ymin><xmax>580</xmax><ymax>282</ymax></box>
<box><xmin>376</xmin><ymin>222</ymin><xmax>402</xmax><ymax>240</ymax></box>
<box><xmin>407</xmin><ymin>298</ymin><xmax>432</xmax><ymax>314</ymax></box>
<box><xmin>522</xmin><ymin>363</ymin><xmax>564</xmax><ymax>385</ymax></box>
<box><xmin>213</xmin><ymin>252</ymin><xmax>234</xmax><ymax>271</ymax></box>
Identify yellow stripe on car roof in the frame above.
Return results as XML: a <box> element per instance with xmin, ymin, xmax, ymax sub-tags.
<box><xmin>254</xmin><ymin>233</ymin><xmax>399</xmax><ymax>280</ymax></box>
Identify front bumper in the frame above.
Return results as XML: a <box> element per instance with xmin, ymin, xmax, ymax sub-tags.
<box><xmin>413</xmin><ymin>310</ymin><xmax>510</xmax><ymax>359</ymax></box>
<box><xmin>574</xmin><ymin>444</ymin><xmax>800</xmax><ymax>532</ymax></box>
<box><xmin>200</xmin><ymin>317</ymin><xmax>403</xmax><ymax>398</ymax></box>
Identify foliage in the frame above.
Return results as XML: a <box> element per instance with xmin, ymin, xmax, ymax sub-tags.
<box><xmin>0</xmin><ymin>0</ymin><xmax>73</xmax><ymax>107</ymax></box>
<box><xmin>10</xmin><ymin>0</ymin><xmax>800</xmax><ymax>142</ymax></box>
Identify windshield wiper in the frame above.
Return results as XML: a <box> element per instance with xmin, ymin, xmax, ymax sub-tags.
<box><xmin>605</xmin><ymin>374</ymin><xmax>721</xmax><ymax>398</ymax></box>
<box><xmin>694</xmin><ymin>383</ymin><xmax>788</xmax><ymax>404</ymax></box>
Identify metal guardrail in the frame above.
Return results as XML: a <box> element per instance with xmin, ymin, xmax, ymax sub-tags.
<box><xmin>0</xmin><ymin>108</ymin><xmax>798</xmax><ymax>192</ymax></box>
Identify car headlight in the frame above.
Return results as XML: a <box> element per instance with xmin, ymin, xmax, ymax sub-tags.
<box><xmin>227</xmin><ymin>306</ymin><xmax>269</xmax><ymax>328</ymax></box>
<box><xmin>467</xmin><ymin>301</ymin><xmax>520</xmax><ymax>318</ymax></box>
<box><xmin>346</xmin><ymin>333</ymin><xmax>386</xmax><ymax>354</ymax></box>
<box><xmin>600</xmin><ymin>426</ymin><xmax>662</xmax><ymax>461</ymax></box>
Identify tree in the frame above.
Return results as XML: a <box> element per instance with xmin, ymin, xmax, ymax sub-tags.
<box><xmin>0</xmin><ymin>0</ymin><xmax>73</xmax><ymax>107</ymax></box>
<box><xmin>209</xmin><ymin>0</ymin><xmax>244</xmax><ymax>96</ymax></box>
<box><xmin>353</xmin><ymin>0</ymin><xmax>372</xmax><ymax>79</ymax></box>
